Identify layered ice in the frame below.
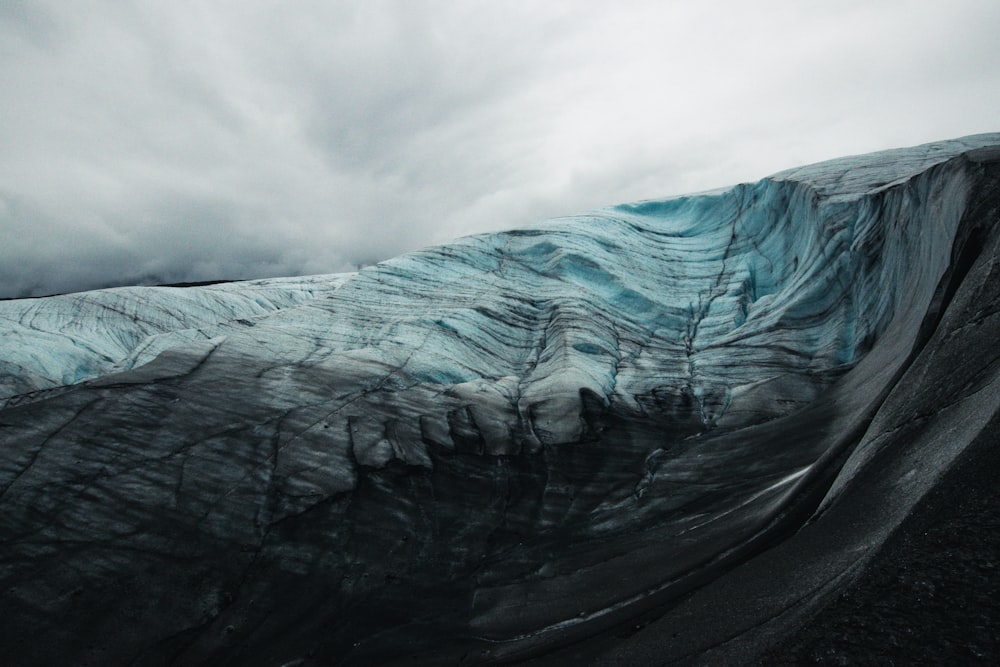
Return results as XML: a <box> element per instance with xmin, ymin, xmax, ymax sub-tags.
<box><xmin>0</xmin><ymin>274</ymin><xmax>352</xmax><ymax>405</ymax></box>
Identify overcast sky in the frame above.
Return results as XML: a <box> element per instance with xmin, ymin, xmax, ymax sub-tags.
<box><xmin>2</xmin><ymin>0</ymin><xmax>999</xmax><ymax>298</ymax></box>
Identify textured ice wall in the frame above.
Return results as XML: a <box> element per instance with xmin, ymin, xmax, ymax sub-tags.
<box><xmin>0</xmin><ymin>134</ymin><xmax>998</xmax><ymax>665</ymax></box>
<box><xmin>0</xmin><ymin>274</ymin><xmax>352</xmax><ymax>405</ymax></box>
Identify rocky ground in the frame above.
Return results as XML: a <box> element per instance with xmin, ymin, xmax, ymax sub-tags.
<box><xmin>764</xmin><ymin>410</ymin><xmax>1000</xmax><ymax>665</ymax></box>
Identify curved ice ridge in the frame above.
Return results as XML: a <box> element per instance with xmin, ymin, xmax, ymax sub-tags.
<box><xmin>5</xmin><ymin>137</ymin><xmax>986</xmax><ymax>449</ymax></box>
<box><xmin>0</xmin><ymin>133</ymin><xmax>998</xmax><ymax>665</ymax></box>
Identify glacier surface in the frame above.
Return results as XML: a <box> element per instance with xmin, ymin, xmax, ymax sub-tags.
<box><xmin>0</xmin><ymin>274</ymin><xmax>352</xmax><ymax>406</ymax></box>
<box><xmin>1</xmin><ymin>134</ymin><xmax>999</xmax><ymax>665</ymax></box>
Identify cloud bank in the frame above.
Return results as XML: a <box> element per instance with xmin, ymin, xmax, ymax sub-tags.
<box><xmin>2</xmin><ymin>0</ymin><xmax>999</xmax><ymax>297</ymax></box>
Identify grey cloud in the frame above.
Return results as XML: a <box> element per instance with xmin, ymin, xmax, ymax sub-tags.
<box><xmin>2</xmin><ymin>0</ymin><xmax>999</xmax><ymax>298</ymax></box>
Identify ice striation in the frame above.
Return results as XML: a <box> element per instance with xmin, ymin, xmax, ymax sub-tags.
<box><xmin>1</xmin><ymin>134</ymin><xmax>999</xmax><ymax>665</ymax></box>
<box><xmin>0</xmin><ymin>274</ymin><xmax>352</xmax><ymax>406</ymax></box>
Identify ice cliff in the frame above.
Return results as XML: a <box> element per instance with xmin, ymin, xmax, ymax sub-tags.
<box><xmin>1</xmin><ymin>134</ymin><xmax>999</xmax><ymax>665</ymax></box>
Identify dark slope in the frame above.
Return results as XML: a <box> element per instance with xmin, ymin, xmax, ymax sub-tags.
<box><xmin>764</xmin><ymin>407</ymin><xmax>1000</xmax><ymax>664</ymax></box>
<box><xmin>533</xmin><ymin>144</ymin><xmax>1000</xmax><ymax>665</ymax></box>
<box><xmin>762</xmin><ymin>148</ymin><xmax>1000</xmax><ymax>665</ymax></box>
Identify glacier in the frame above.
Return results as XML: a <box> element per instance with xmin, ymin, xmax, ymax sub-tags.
<box><xmin>0</xmin><ymin>274</ymin><xmax>353</xmax><ymax>406</ymax></box>
<box><xmin>1</xmin><ymin>134</ymin><xmax>999</xmax><ymax>665</ymax></box>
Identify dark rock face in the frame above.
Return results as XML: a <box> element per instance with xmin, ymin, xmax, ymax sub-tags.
<box><xmin>1</xmin><ymin>135</ymin><xmax>999</xmax><ymax>665</ymax></box>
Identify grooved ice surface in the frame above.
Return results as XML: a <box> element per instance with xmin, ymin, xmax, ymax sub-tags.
<box><xmin>1</xmin><ymin>134</ymin><xmax>998</xmax><ymax>665</ymax></box>
<box><xmin>0</xmin><ymin>274</ymin><xmax>352</xmax><ymax>405</ymax></box>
